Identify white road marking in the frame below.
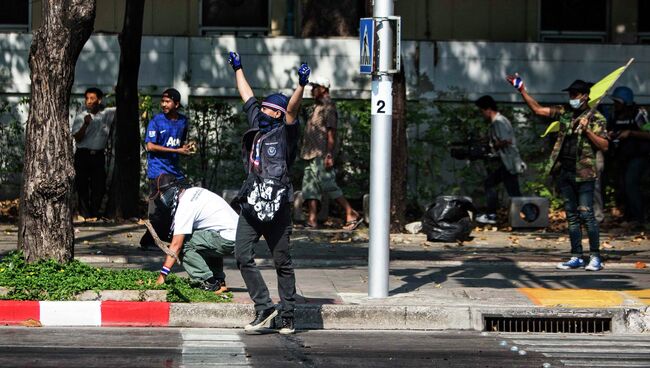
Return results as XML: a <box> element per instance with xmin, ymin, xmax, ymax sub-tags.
<box><xmin>498</xmin><ymin>333</ymin><xmax>650</xmax><ymax>368</ymax></box>
<box><xmin>181</xmin><ymin>328</ymin><xmax>249</xmax><ymax>367</ymax></box>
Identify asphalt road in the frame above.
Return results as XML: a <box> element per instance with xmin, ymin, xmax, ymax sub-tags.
<box><xmin>1</xmin><ymin>327</ymin><xmax>649</xmax><ymax>367</ymax></box>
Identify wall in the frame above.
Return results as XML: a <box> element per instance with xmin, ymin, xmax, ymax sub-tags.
<box><xmin>1</xmin><ymin>33</ymin><xmax>649</xmax><ymax>106</ymax></box>
<box><xmin>26</xmin><ymin>1</ymin><xmax>644</xmax><ymax>42</ymax></box>
<box><xmin>396</xmin><ymin>0</ymin><xmax>538</xmax><ymax>41</ymax></box>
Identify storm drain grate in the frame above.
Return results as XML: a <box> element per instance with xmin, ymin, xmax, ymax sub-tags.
<box><xmin>484</xmin><ymin>316</ymin><xmax>611</xmax><ymax>333</ymax></box>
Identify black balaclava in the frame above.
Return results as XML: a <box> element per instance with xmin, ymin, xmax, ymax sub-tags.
<box><xmin>259</xmin><ymin>93</ymin><xmax>289</xmax><ymax>133</ymax></box>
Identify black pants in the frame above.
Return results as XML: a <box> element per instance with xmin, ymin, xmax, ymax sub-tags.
<box><xmin>140</xmin><ymin>180</ymin><xmax>173</xmax><ymax>246</ymax></box>
<box><xmin>74</xmin><ymin>149</ymin><xmax>106</xmax><ymax>218</ymax></box>
<box><xmin>235</xmin><ymin>204</ymin><xmax>296</xmax><ymax>318</ymax></box>
<box><xmin>485</xmin><ymin>163</ymin><xmax>522</xmax><ymax>214</ymax></box>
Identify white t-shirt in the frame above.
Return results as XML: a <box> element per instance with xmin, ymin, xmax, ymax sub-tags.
<box><xmin>173</xmin><ymin>187</ymin><xmax>239</xmax><ymax>241</ymax></box>
<box><xmin>71</xmin><ymin>106</ymin><xmax>116</xmax><ymax>150</ymax></box>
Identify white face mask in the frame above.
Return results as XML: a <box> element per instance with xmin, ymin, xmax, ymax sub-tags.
<box><xmin>569</xmin><ymin>98</ymin><xmax>583</xmax><ymax>109</ymax></box>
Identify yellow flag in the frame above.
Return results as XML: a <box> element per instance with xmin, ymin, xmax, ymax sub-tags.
<box><xmin>540</xmin><ymin>121</ymin><xmax>560</xmax><ymax>137</ymax></box>
<box><xmin>536</xmin><ymin>59</ymin><xmax>633</xmax><ymax>140</ymax></box>
<box><xmin>588</xmin><ymin>66</ymin><xmax>627</xmax><ymax>108</ymax></box>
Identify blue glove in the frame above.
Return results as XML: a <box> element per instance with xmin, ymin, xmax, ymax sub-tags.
<box><xmin>228</xmin><ymin>51</ymin><xmax>242</xmax><ymax>71</ymax></box>
<box><xmin>298</xmin><ymin>63</ymin><xmax>310</xmax><ymax>86</ymax></box>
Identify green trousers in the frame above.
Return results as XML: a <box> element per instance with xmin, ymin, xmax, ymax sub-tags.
<box><xmin>181</xmin><ymin>229</ymin><xmax>234</xmax><ymax>282</ymax></box>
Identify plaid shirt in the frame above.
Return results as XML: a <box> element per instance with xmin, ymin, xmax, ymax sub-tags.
<box><xmin>547</xmin><ymin>105</ymin><xmax>607</xmax><ymax>182</ymax></box>
<box><xmin>300</xmin><ymin>96</ymin><xmax>337</xmax><ymax>161</ymax></box>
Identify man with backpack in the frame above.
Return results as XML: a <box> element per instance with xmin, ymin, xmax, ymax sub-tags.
<box><xmin>228</xmin><ymin>51</ymin><xmax>310</xmax><ymax>335</ymax></box>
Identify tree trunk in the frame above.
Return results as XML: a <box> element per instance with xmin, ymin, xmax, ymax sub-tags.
<box><xmin>107</xmin><ymin>0</ymin><xmax>145</xmax><ymax>219</ymax></box>
<box><xmin>390</xmin><ymin>66</ymin><xmax>407</xmax><ymax>232</ymax></box>
<box><xmin>18</xmin><ymin>1</ymin><xmax>96</xmax><ymax>263</ymax></box>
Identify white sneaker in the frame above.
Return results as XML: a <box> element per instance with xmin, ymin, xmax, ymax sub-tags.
<box><xmin>476</xmin><ymin>214</ymin><xmax>497</xmax><ymax>225</ymax></box>
<box><xmin>585</xmin><ymin>255</ymin><xmax>603</xmax><ymax>271</ymax></box>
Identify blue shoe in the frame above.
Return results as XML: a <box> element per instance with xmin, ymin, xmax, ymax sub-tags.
<box><xmin>585</xmin><ymin>256</ymin><xmax>603</xmax><ymax>271</ymax></box>
<box><xmin>556</xmin><ymin>257</ymin><xmax>585</xmax><ymax>270</ymax></box>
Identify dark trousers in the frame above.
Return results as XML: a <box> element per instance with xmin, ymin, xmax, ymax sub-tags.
<box><xmin>234</xmin><ymin>204</ymin><xmax>296</xmax><ymax>318</ymax></box>
<box><xmin>140</xmin><ymin>180</ymin><xmax>173</xmax><ymax>246</ymax></box>
<box><xmin>485</xmin><ymin>163</ymin><xmax>522</xmax><ymax>214</ymax></box>
<box><xmin>74</xmin><ymin>149</ymin><xmax>106</xmax><ymax>218</ymax></box>
<box><xmin>622</xmin><ymin>157</ymin><xmax>648</xmax><ymax>223</ymax></box>
<box><xmin>604</xmin><ymin>155</ymin><xmax>649</xmax><ymax>224</ymax></box>
<box><xmin>557</xmin><ymin>169</ymin><xmax>600</xmax><ymax>257</ymax></box>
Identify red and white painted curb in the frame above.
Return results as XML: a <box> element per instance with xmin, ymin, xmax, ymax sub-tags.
<box><xmin>0</xmin><ymin>301</ymin><xmax>170</xmax><ymax>327</ymax></box>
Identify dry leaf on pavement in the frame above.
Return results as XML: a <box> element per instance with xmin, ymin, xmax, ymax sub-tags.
<box><xmin>20</xmin><ymin>319</ymin><xmax>42</xmax><ymax>328</ymax></box>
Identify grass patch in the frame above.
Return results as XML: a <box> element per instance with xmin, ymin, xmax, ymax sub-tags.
<box><xmin>0</xmin><ymin>251</ymin><xmax>230</xmax><ymax>303</ymax></box>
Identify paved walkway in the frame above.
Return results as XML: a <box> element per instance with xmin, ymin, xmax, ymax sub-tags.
<box><xmin>2</xmin><ymin>221</ymin><xmax>650</xmax><ymax>331</ymax></box>
<box><xmin>2</xmin><ymin>221</ymin><xmax>649</xmax><ymax>310</ymax></box>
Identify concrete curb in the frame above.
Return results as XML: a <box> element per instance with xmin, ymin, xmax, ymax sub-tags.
<box><xmin>75</xmin><ymin>255</ymin><xmax>647</xmax><ymax>270</ymax></box>
<box><xmin>2</xmin><ymin>300</ymin><xmax>647</xmax><ymax>334</ymax></box>
<box><xmin>169</xmin><ymin>304</ymin><xmax>472</xmax><ymax>331</ymax></box>
<box><xmin>0</xmin><ymin>300</ymin><xmax>169</xmax><ymax>327</ymax></box>
<box><xmin>169</xmin><ymin>303</ymin><xmax>650</xmax><ymax>334</ymax></box>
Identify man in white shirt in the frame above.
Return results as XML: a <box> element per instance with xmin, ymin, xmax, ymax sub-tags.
<box><xmin>70</xmin><ymin>87</ymin><xmax>116</xmax><ymax>219</ymax></box>
<box><xmin>153</xmin><ymin>174</ymin><xmax>239</xmax><ymax>293</ymax></box>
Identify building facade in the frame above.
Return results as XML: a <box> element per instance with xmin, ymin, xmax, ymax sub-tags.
<box><xmin>0</xmin><ymin>0</ymin><xmax>648</xmax><ymax>103</ymax></box>
<box><xmin>3</xmin><ymin>0</ymin><xmax>647</xmax><ymax>44</ymax></box>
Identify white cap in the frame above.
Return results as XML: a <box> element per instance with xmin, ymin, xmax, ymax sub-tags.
<box><xmin>310</xmin><ymin>76</ymin><xmax>331</xmax><ymax>89</ymax></box>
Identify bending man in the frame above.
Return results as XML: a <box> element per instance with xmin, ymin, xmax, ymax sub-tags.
<box><xmin>154</xmin><ymin>174</ymin><xmax>238</xmax><ymax>293</ymax></box>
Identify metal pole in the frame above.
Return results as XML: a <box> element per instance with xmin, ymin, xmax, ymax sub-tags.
<box><xmin>368</xmin><ymin>0</ymin><xmax>394</xmax><ymax>298</ymax></box>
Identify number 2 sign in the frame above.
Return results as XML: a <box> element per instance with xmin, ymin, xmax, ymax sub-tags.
<box><xmin>371</xmin><ymin>79</ymin><xmax>392</xmax><ymax>116</ymax></box>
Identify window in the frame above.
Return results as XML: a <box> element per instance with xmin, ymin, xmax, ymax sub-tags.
<box><xmin>200</xmin><ymin>0</ymin><xmax>269</xmax><ymax>36</ymax></box>
<box><xmin>639</xmin><ymin>0</ymin><xmax>650</xmax><ymax>43</ymax></box>
<box><xmin>300</xmin><ymin>1</ymin><xmax>368</xmax><ymax>37</ymax></box>
<box><xmin>539</xmin><ymin>0</ymin><xmax>608</xmax><ymax>43</ymax></box>
<box><xmin>640</xmin><ymin>0</ymin><xmax>650</xmax><ymax>32</ymax></box>
<box><xmin>0</xmin><ymin>0</ymin><xmax>29</xmax><ymax>31</ymax></box>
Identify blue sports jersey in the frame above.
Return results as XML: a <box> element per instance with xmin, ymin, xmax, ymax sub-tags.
<box><xmin>145</xmin><ymin>112</ymin><xmax>188</xmax><ymax>180</ymax></box>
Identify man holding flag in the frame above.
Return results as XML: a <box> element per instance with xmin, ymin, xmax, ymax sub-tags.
<box><xmin>507</xmin><ymin>75</ymin><xmax>609</xmax><ymax>271</ymax></box>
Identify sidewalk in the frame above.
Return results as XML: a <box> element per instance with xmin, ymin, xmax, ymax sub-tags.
<box><xmin>1</xmin><ymin>222</ymin><xmax>649</xmax><ymax>332</ymax></box>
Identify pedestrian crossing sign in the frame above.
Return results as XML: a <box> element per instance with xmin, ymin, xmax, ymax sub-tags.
<box><xmin>359</xmin><ymin>18</ymin><xmax>374</xmax><ymax>74</ymax></box>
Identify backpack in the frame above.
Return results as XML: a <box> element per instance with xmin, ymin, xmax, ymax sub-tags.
<box><xmin>238</xmin><ymin>124</ymin><xmax>297</xmax><ymax>222</ymax></box>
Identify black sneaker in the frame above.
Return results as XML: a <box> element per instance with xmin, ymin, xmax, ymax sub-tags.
<box><xmin>244</xmin><ymin>307</ymin><xmax>278</xmax><ymax>333</ymax></box>
<box><xmin>199</xmin><ymin>278</ymin><xmax>228</xmax><ymax>294</ymax></box>
<box><xmin>278</xmin><ymin>317</ymin><xmax>295</xmax><ymax>335</ymax></box>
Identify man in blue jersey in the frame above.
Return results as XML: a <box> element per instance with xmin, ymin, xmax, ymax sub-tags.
<box><xmin>140</xmin><ymin>88</ymin><xmax>193</xmax><ymax>249</ymax></box>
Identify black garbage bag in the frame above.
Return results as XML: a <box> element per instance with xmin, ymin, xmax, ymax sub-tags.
<box><xmin>422</xmin><ymin>196</ymin><xmax>475</xmax><ymax>242</ymax></box>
